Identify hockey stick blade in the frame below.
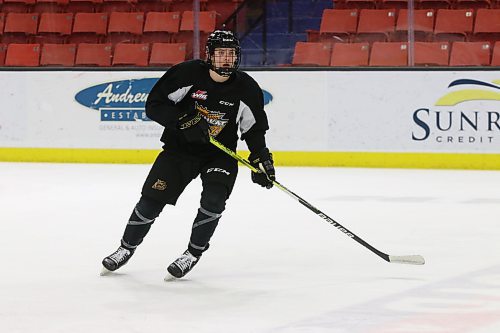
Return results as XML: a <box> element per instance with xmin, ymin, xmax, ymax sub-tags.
<box><xmin>209</xmin><ymin>137</ymin><xmax>426</xmax><ymax>266</ymax></box>
<box><xmin>100</xmin><ymin>267</ymin><xmax>112</xmax><ymax>276</ymax></box>
<box><xmin>389</xmin><ymin>255</ymin><xmax>425</xmax><ymax>265</ymax></box>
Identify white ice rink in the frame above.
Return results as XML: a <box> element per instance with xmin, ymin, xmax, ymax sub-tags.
<box><xmin>1</xmin><ymin>162</ymin><xmax>500</xmax><ymax>333</ymax></box>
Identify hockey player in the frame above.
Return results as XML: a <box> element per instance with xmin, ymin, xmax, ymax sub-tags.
<box><xmin>101</xmin><ymin>30</ymin><xmax>275</xmax><ymax>280</ymax></box>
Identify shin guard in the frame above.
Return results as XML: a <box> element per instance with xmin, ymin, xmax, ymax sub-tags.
<box><xmin>122</xmin><ymin>196</ymin><xmax>165</xmax><ymax>249</ymax></box>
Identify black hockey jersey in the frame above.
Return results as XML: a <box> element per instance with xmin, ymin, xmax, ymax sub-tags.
<box><xmin>146</xmin><ymin>60</ymin><xmax>269</xmax><ymax>159</ymax></box>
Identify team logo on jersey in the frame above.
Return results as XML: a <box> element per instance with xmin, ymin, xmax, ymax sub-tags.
<box><xmin>195</xmin><ymin>102</ymin><xmax>228</xmax><ymax>137</ymax></box>
<box><xmin>191</xmin><ymin>90</ymin><xmax>208</xmax><ymax>100</ymax></box>
<box><xmin>152</xmin><ymin>179</ymin><xmax>167</xmax><ymax>190</ymax></box>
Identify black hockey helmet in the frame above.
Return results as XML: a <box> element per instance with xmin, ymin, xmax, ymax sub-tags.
<box><xmin>205</xmin><ymin>30</ymin><xmax>241</xmax><ymax>77</ymax></box>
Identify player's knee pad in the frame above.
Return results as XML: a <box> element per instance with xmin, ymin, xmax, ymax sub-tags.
<box><xmin>123</xmin><ymin>196</ymin><xmax>165</xmax><ymax>248</ymax></box>
<box><xmin>200</xmin><ymin>182</ymin><xmax>228</xmax><ymax>214</ymax></box>
<box><xmin>130</xmin><ymin>195</ymin><xmax>165</xmax><ymax>225</ymax></box>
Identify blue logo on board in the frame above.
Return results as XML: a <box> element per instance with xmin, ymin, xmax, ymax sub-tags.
<box><xmin>75</xmin><ymin>78</ymin><xmax>273</xmax><ymax>122</ymax></box>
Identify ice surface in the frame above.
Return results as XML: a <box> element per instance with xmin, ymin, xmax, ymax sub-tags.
<box><xmin>1</xmin><ymin>162</ymin><xmax>500</xmax><ymax>333</ymax></box>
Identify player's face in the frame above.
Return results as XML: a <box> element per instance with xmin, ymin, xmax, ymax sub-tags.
<box><xmin>212</xmin><ymin>48</ymin><xmax>237</xmax><ymax>69</ymax></box>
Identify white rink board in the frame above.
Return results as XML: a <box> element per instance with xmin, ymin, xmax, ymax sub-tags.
<box><xmin>325</xmin><ymin>71</ymin><xmax>500</xmax><ymax>153</ymax></box>
<box><xmin>0</xmin><ymin>70</ymin><xmax>499</xmax><ymax>153</ymax></box>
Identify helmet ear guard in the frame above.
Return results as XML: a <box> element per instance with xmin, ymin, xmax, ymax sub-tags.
<box><xmin>205</xmin><ymin>30</ymin><xmax>241</xmax><ymax>77</ymax></box>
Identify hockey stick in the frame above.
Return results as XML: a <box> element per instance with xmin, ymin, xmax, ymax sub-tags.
<box><xmin>210</xmin><ymin>137</ymin><xmax>425</xmax><ymax>265</ymax></box>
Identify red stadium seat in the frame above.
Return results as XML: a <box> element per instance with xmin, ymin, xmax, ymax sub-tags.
<box><xmin>419</xmin><ymin>0</ymin><xmax>452</xmax><ymax>9</ymax></box>
<box><xmin>330</xmin><ymin>42</ymin><xmax>369</xmax><ymax>66</ymax></box>
<box><xmin>101</xmin><ymin>0</ymin><xmax>137</xmax><ymax>12</ymax></box>
<box><xmin>434</xmin><ymin>9</ymin><xmax>474</xmax><ymax>42</ymax></box>
<box><xmin>136</xmin><ymin>0</ymin><xmax>171</xmax><ymax>12</ymax></box>
<box><xmin>70</xmin><ymin>12</ymin><xmax>107</xmax><ymax>43</ymax></box>
<box><xmin>40</xmin><ymin>43</ymin><xmax>76</xmax><ymax>66</ymax></box>
<box><xmin>75</xmin><ymin>43</ymin><xmax>112</xmax><ymax>66</ymax></box>
<box><xmin>112</xmin><ymin>43</ymin><xmax>149</xmax><ymax>66</ymax></box>
<box><xmin>491</xmin><ymin>41</ymin><xmax>500</xmax><ymax>66</ymax></box>
<box><xmin>36</xmin><ymin>13</ymin><xmax>73</xmax><ymax>44</ymax></box>
<box><xmin>5</xmin><ymin>43</ymin><xmax>40</xmax><ymax>66</ymax></box>
<box><xmin>354</xmin><ymin>9</ymin><xmax>396</xmax><ymax>43</ymax></box>
<box><xmin>369</xmin><ymin>42</ymin><xmax>408</xmax><ymax>66</ymax></box>
<box><xmin>319</xmin><ymin>9</ymin><xmax>358</xmax><ymax>43</ymax></box>
<box><xmin>344</xmin><ymin>0</ymin><xmax>376</xmax><ymax>9</ymax></box>
<box><xmin>2</xmin><ymin>0</ymin><xmax>35</xmax><ymax>13</ymax></box>
<box><xmin>0</xmin><ymin>44</ymin><xmax>7</xmax><ymax>66</ymax></box>
<box><xmin>449</xmin><ymin>41</ymin><xmax>491</xmax><ymax>66</ymax></box>
<box><xmin>0</xmin><ymin>13</ymin><xmax>4</xmax><ymax>34</ymax></box>
<box><xmin>394</xmin><ymin>9</ymin><xmax>435</xmax><ymax>42</ymax></box>
<box><xmin>142</xmin><ymin>11</ymin><xmax>180</xmax><ymax>43</ymax></box>
<box><xmin>107</xmin><ymin>12</ymin><xmax>144</xmax><ymax>43</ymax></box>
<box><xmin>170</xmin><ymin>0</ymin><xmax>207</xmax><ymax>13</ymax></box>
<box><xmin>332</xmin><ymin>0</ymin><xmax>346</xmax><ymax>9</ymax></box>
<box><xmin>34</xmin><ymin>0</ymin><xmax>69</xmax><ymax>13</ymax></box>
<box><xmin>177</xmin><ymin>11</ymin><xmax>216</xmax><ymax>58</ymax></box>
<box><xmin>414</xmin><ymin>42</ymin><xmax>450</xmax><ymax>66</ymax></box>
<box><xmin>67</xmin><ymin>0</ymin><xmax>103</xmax><ymax>13</ymax></box>
<box><xmin>3</xmin><ymin>13</ymin><xmax>38</xmax><ymax>44</ymax></box>
<box><xmin>206</xmin><ymin>0</ymin><xmax>240</xmax><ymax>27</ymax></box>
<box><xmin>149</xmin><ymin>42</ymin><xmax>186</xmax><ymax>66</ymax></box>
<box><xmin>473</xmin><ymin>9</ymin><xmax>500</xmax><ymax>43</ymax></box>
<box><xmin>379</xmin><ymin>0</ymin><xmax>409</xmax><ymax>9</ymax></box>
<box><xmin>455</xmin><ymin>0</ymin><xmax>491</xmax><ymax>9</ymax></box>
<box><xmin>180</xmin><ymin>10</ymin><xmax>216</xmax><ymax>33</ymax></box>
<box><xmin>292</xmin><ymin>42</ymin><xmax>331</xmax><ymax>66</ymax></box>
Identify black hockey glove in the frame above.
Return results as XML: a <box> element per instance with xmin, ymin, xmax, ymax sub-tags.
<box><xmin>249</xmin><ymin>148</ymin><xmax>275</xmax><ymax>189</ymax></box>
<box><xmin>178</xmin><ymin>112</ymin><xmax>209</xmax><ymax>144</ymax></box>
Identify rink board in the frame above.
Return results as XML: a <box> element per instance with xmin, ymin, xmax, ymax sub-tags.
<box><xmin>0</xmin><ymin>70</ymin><xmax>499</xmax><ymax>169</ymax></box>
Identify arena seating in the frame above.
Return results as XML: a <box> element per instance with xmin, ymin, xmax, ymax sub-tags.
<box><xmin>70</xmin><ymin>12</ymin><xmax>107</xmax><ymax>43</ymax></box>
<box><xmin>472</xmin><ymin>8</ymin><xmax>500</xmax><ymax>42</ymax></box>
<box><xmin>67</xmin><ymin>0</ymin><xmax>104</xmax><ymax>13</ymax></box>
<box><xmin>433</xmin><ymin>9</ymin><xmax>474</xmax><ymax>42</ymax></box>
<box><xmin>369</xmin><ymin>41</ymin><xmax>408</xmax><ymax>66</ymax></box>
<box><xmin>449</xmin><ymin>41</ymin><xmax>491</xmax><ymax>65</ymax></box>
<box><xmin>354</xmin><ymin>9</ymin><xmax>396</xmax><ymax>43</ymax></box>
<box><xmin>292</xmin><ymin>41</ymin><xmax>331</xmax><ymax>66</ymax></box>
<box><xmin>142</xmin><ymin>11</ymin><xmax>180</xmax><ymax>43</ymax></box>
<box><xmin>414</xmin><ymin>41</ymin><xmax>450</xmax><ymax>65</ymax></box>
<box><xmin>5</xmin><ymin>43</ymin><xmax>40</xmax><ymax>66</ymax></box>
<box><xmin>3</xmin><ymin>13</ymin><xmax>38</xmax><ymax>43</ymax></box>
<box><xmin>40</xmin><ymin>42</ymin><xmax>76</xmax><ymax>65</ymax></box>
<box><xmin>0</xmin><ymin>44</ymin><xmax>7</xmax><ymax>65</ymax></box>
<box><xmin>34</xmin><ymin>0</ymin><xmax>70</xmax><ymax>13</ymax></box>
<box><xmin>394</xmin><ymin>9</ymin><xmax>434</xmax><ymax>42</ymax></box>
<box><xmin>318</xmin><ymin>9</ymin><xmax>358</xmax><ymax>43</ymax></box>
<box><xmin>491</xmin><ymin>41</ymin><xmax>500</xmax><ymax>65</ymax></box>
<box><xmin>36</xmin><ymin>12</ymin><xmax>73</xmax><ymax>43</ymax></box>
<box><xmin>2</xmin><ymin>0</ymin><xmax>36</xmax><ymax>13</ymax></box>
<box><xmin>298</xmin><ymin>3</ymin><xmax>500</xmax><ymax>66</ymax></box>
<box><xmin>112</xmin><ymin>42</ymin><xmax>149</xmax><ymax>66</ymax></box>
<box><xmin>330</xmin><ymin>42</ymin><xmax>369</xmax><ymax>66</ymax></box>
<box><xmin>149</xmin><ymin>42</ymin><xmax>186</xmax><ymax>65</ymax></box>
<box><xmin>0</xmin><ymin>0</ymin><xmax>499</xmax><ymax>67</ymax></box>
<box><xmin>106</xmin><ymin>11</ymin><xmax>144</xmax><ymax>43</ymax></box>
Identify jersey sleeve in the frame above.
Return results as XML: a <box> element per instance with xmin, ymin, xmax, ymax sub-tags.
<box><xmin>145</xmin><ymin>63</ymin><xmax>194</xmax><ymax>129</ymax></box>
<box><xmin>238</xmin><ymin>75</ymin><xmax>270</xmax><ymax>153</ymax></box>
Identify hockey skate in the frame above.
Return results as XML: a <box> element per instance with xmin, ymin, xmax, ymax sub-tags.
<box><xmin>100</xmin><ymin>246</ymin><xmax>135</xmax><ymax>276</ymax></box>
<box><xmin>164</xmin><ymin>250</ymin><xmax>200</xmax><ymax>281</ymax></box>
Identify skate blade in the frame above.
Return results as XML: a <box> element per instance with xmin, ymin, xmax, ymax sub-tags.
<box><xmin>164</xmin><ymin>272</ymin><xmax>178</xmax><ymax>282</ymax></box>
<box><xmin>100</xmin><ymin>266</ymin><xmax>112</xmax><ymax>276</ymax></box>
